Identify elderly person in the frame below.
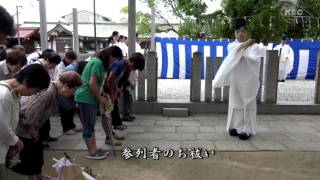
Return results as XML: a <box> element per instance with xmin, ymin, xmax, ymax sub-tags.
<box><xmin>0</xmin><ymin>64</ymin><xmax>50</xmax><ymax>180</ymax></box>
<box><xmin>54</xmin><ymin>50</ymin><xmax>81</xmax><ymax>135</ymax></box>
<box><xmin>12</xmin><ymin>72</ymin><xmax>82</xmax><ymax>180</ymax></box>
<box><xmin>33</xmin><ymin>50</ymin><xmax>61</xmax><ymax>80</ymax></box>
<box><xmin>31</xmin><ymin>49</ymin><xmax>61</xmax><ymax>145</ymax></box>
<box><xmin>0</xmin><ymin>47</ymin><xmax>26</xmax><ymax>80</ymax></box>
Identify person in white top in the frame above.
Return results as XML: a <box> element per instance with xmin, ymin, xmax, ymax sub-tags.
<box><xmin>116</xmin><ymin>35</ymin><xmax>128</xmax><ymax>57</ymax></box>
<box><xmin>26</xmin><ymin>51</ymin><xmax>40</xmax><ymax>65</ymax></box>
<box><xmin>54</xmin><ymin>50</ymin><xmax>77</xmax><ymax>81</ymax></box>
<box><xmin>0</xmin><ymin>64</ymin><xmax>50</xmax><ymax>179</ymax></box>
<box><xmin>31</xmin><ymin>50</ymin><xmax>61</xmax><ymax>145</ymax></box>
<box><xmin>0</xmin><ymin>47</ymin><xmax>26</xmax><ymax>81</ymax></box>
<box><xmin>135</xmin><ymin>33</ymin><xmax>143</xmax><ymax>54</ymax></box>
<box><xmin>273</xmin><ymin>36</ymin><xmax>294</xmax><ymax>82</ymax></box>
<box><xmin>107</xmin><ymin>36</ymin><xmax>117</xmax><ymax>47</ymax></box>
<box><xmin>112</xmin><ymin>31</ymin><xmax>120</xmax><ymax>42</ymax></box>
<box><xmin>213</xmin><ymin>18</ymin><xmax>261</xmax><ymax>140</ymax></box>
<box><xmin>26</xmin><ymin>49</ymin><xmax>53</xmax><ymax>65</ymax></box>
<box><xmin>107</xmin><ymin>31</ymin><xmax>120</xmax><ymax>47</ymax></box>
<box><xmin>53</xmin><ymin>50</ymin><xmax>82</xmax><ymax>135</ymax></box>
<box><xmin>32</xmin><ymin>50</ymin><xmax>61</xmax><ymax>80</ymax></box>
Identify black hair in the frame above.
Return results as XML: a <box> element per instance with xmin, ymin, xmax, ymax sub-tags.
<box><xmin>96</xmin><ymin>46</ymin><xmax>123</xmax><ymax>70</ymax></box>
<box><xmin>16</xmin><ymin>64</ymin><xmax>50</xmax><ymax>90</ymax></box>
<box><xmin>107</xmin><ymin>36</ymin><xmax>114</xmax><ymax>46</ymax></box>
<box><xmin>0</xmin><ymin>5</ymin><xmax>16</xmax><ymax>36</ymax></box>
<box><xmin>129</xmin><ymin>52</ymin><xmax>145</xmax><ymax>71</ymax></box>
<box><xmin>0</xmin><ymin>48</ymin><xmax>6</xmax><ymax>61</ymax></box>
<box><xmin>282</xmin><ymin>36</ymin><xmax>287</xmax><ymax>41</ymax></box>
<box><xmin>109</xmin><ymin>46</ymin><xmax>123</xmax><ymax>59</ymax></box>
<box><xmin>65</xmin><ymin>50</ymin><xmax>77</xmax><ymax>60</ymax></box>
<box><xmin>112</xmin><ymin>31</ymin><xmax>119</xmax><ymax>37</ymax></box>
<box><xmin>39</xmin><ymin>49</ymin><xmax>55</xmax><ymax>59</ymax></box>
<box><xmin>77</xmin><ymin>61</ymin><xmax>88</xmax><ymax>76</ymax></box>
<box><xmin>119</xmin><ymin>35</ymin><xmax>124</xmax><ymax>40</ymax></box>
<box><xmin>234</xmin><ymin>17</ymin><xmax>247</xmax><ymax>31</ymax></box>
<box><xmin>39</xmin><ymin>49</ymin><xmax>61</xmax><ymax>65</ymax></box>
<box><xmin>47</xmin><ymin>53</ymin><xmax>61</xmax><ymax>65</ymax></box>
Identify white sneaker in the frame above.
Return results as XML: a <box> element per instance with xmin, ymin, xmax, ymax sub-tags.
<box><xmin>63</xmin><ymin>129</ymin><xmax>77</xmax><ymax>135</ymax></box>
<box><xmin>73</xmin><ymin>127</ymin><xmax>82</xmax><ymax>132</ymax></box>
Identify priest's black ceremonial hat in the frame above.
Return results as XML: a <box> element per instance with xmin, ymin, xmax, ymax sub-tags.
<box><xmin>234</xmin><ymin>17</ymin><xmax>247</xmax><ymax>31</ymax></box>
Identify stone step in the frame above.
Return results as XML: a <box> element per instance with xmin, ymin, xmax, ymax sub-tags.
<box><xmin>163</xmin><ymin>108</ymin><xmax>189</xmax><ymax>117</ymax></box>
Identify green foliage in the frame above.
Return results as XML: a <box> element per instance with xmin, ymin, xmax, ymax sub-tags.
<box><xmin>215</xmin><ymin>0</ymin><xmax>320</xmax><ymax>40</ymax></box>
<box><xmin>250</xmin><ymin>2</ymin><xmax>287</xmax><ymax>44</ymax></box>
<box><xmin>286</xmin><ymin>0</ymin><xmax>320</xmax><ymax>39</ymax></box>
<box><xmin>141</xmin><ymin>0</ymin><xmax>320</xmax><ymax>40</ymax></box>
<box><xmin>204</xmin><ymin>10</ymin><xmax>233</xmax><ymax>39</ymax></box>
<box><xmin>79</xmin><ymin>47</ymin><xmax>88</xmax><ymax>53</ymax></box>
<box><xmin>177</xmin><ymin>0</ymin><xmax>207</xmax><ymax>18</ymax></box>
<box><xmin>33</xmin><ymin>41</ymin><xmax>39</xmax><ymax>48</ymax></box>
<box><xmin>120</xmin><ymin>6</ymin><xmax>128</xmax><ymax>14</ymax></box>
<box><xmin>120</xmin><ymin>6</ymin><xmax>151</xmax><ymax>36</ymax></box>
<box><xmin>136</xmin><ymin>12</ymin><xmax>152</xmax><ymax>36</ymax></box>
<box><xmin>220</xmin><ymin>0</ymin><xmax>288</xmax><ymax>44</ymax></box>
<box><xmin>156</xmin><ymin>0</ymin><xmax>209</xmax><ymax>38</ymax></box>
<box><xmin>147</xmin><ymin>0</ymin><xmax>156</xmax><ymax>8</ymax></box>
<box><xmin>177</xmin><ymin>19</ymin><xmax>202</xmax><ymax>38</ymax></box>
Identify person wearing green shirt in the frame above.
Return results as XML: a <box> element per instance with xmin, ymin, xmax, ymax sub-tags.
<box><xmin>75</xmin><ymin>46</ymin><xmax>123</xmax><ymax>160</ymax></box>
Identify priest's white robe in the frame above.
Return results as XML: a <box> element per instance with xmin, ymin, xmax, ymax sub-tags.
<box><xmin>273</xmin><ymin>44</ymin><xmax>294</xmax><ymax>80</ymax></box>
<box><xmin>213</xmin><ymin>41</ymin><xmax>261</xmax><ymax>135</ymax></box>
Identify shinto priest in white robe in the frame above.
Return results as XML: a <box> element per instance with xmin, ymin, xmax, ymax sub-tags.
<box><xmin>273</xmin><ymin>44</ymin><xmax>294</xmax><ymax>80</ymax></box>
<box><xmin>213</xmin><ymin>40</ymin><xmax>261</xmax><ymax>135</ymax></box>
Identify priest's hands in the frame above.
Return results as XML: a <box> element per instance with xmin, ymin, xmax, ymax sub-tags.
<box><xmin>237</xmin><ymin>39</ymin><xmax>256</xmax><ymax>53</ymax></box>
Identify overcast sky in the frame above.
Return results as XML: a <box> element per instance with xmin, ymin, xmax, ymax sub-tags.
<box><xmin>0</xmin><ymin>0</ymin><xmax>221</xmax><ymax>23</ymax></box>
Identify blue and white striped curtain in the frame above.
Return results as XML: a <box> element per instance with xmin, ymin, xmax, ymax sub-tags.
<box><xmin>155</xmin><ymin>37</ymin><xmax>320</xmax><ymax>80</ymax></box>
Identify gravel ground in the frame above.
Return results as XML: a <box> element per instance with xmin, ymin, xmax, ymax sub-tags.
<box><xmin>157</xmin><ymin>79</ymin><xmax>315</xmax><ymax>103</ymax></box>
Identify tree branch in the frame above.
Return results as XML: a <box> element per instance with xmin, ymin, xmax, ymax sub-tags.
<box><xmin>155</xmin><ymin>9</ymin><xmax>178</xmax><ymax>33</ymax></box>
<box><xmin>166</xmin><ymin>0</ymin><xmax>187</xmax><ymax>21</ymax></box>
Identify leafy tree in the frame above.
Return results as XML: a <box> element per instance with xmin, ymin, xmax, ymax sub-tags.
<box><xmin>159</xmin><ymin>0</ymin><xmax>208</xmax><ymax>38</ymax></box>
<box><xmin>120</xmin><ymin>2</ymin><xmax>177</xmax><ymax>36</ymax></box>
<box><xmin>131</xmin><ymin>0</ymin><xmax>320</xmax><ymax>41</ymax></box>
<box><xmin>148</xmin><ymin>0</ymin><xmax>288</xmax><ymax>42</ymax></box>
<box><xmin>120</xmin><ymin>6</ymin><xmax>152</xmax><ymax>36</ymax></box>
<box><xmin>220</xmin><ymin>0</ymin><xmax>288</xmax><ymax>44</ymax></box>
<box><xmin>285</xmin><ymin>0</ymin><xmax>320</xmax><ymax>39</ymax></box>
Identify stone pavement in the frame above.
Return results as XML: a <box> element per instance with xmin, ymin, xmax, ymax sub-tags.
<box><xmin>48</xmin><ymin>114</ymin><xmax>320</xmax><ymax>151</ymax></box>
